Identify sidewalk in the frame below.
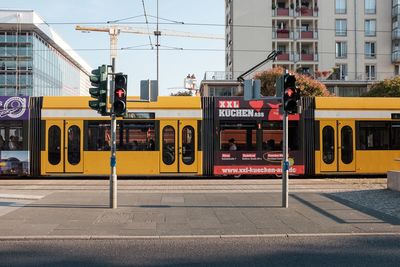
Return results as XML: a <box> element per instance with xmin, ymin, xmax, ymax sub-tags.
<box><xmin>0</xmin><ymin>179</ymin><xmax>399</xmax><ymax>238</ymax></box>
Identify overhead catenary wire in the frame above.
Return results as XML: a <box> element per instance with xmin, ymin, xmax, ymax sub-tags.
<box><xmin>141</xmin><ymin>0</ymin><xmax>154</xmax><ymax>49</ymax></box>
<box><xmin>22</xmin><ymin>47</ymin><xmax>400</xmax><ymax>57</ymax></box>
<box><xmin>33</xmin><ymin>20</ymin><xmax>397</xmax><ymax>34</ymax></box>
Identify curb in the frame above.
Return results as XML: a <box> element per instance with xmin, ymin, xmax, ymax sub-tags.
<box><xmin>1</xmin><ymin>232</ymin><xmax>400</xmax><ymax>241</ymax></box>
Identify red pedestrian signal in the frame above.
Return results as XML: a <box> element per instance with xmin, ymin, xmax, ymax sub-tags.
<box><xmin>283</xmin><ymin>74</ymin><xmax>300</xmax><ymax>114</ymax></box>
<box><xmin>113</xmin><ymin>74</ymin><xmax>127</xmax><ymax>117</ymax></box>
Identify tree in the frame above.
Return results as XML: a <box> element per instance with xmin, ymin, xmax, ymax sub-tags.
<box><xmin>253</xmin><ymin>67</ymin><xmax>331</xmax><ymax>97</ymax></box>
<box><xmin>170</xmin><ymin>90</ymin><xmax>193</xmax><ymax>96</ymax></box>
<box><xmin>362</xmin><ymin>76</ymin><xmax>400</xmax><ymax>97</ymax></box>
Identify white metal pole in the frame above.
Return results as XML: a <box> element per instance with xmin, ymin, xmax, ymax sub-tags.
<box><xmin>282</xmin><ymin>111</ymin><xmax>289</xmax><ymax>208</ymax></box>
<box><xmin>109</xmin><ymin>32</ymin><xmax>118</xmax><ymax>209</ymax></box>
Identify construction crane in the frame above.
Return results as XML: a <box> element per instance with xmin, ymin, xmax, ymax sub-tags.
<box><xmin>75</xmin><ymin>25</ymin><xmax>223</xmax><ymax>70</ymax></box>
<box><xmin>76</xmin><ymin>25</ymin><xmax>224</xmax><ymax>40</ymax></box>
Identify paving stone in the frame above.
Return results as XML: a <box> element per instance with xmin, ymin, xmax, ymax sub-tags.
<box><xmin>1</xmin><ymin>184</ymin><xmax>400</xmax><ymax>237</ymax></box>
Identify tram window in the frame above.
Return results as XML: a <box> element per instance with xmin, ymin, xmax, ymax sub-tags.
<box><xmin>358</xmin><ymin>121</ymin><xmax>390</xmax><ymax>150</ymax></box>
<box><xmin>0</xmin><ymin>121</ymin><xmax>24</xmax><ymax>151</ymax></box>
<box><xmin>219</xmin><ymin>121</ymin><xmax>257</xmax><ymax>151</ymax></box>
<box><xmin>48</xmin><ymin>125</ymin><xmax>61</xmax><ymax>165</ymax></box>
<box><xmin>182</xmin><ymin>126</ymin><xmax>195</xmax><ymax>165</ymax></box>
<box><xmin>322</xmin><ymin>126</ymin><xmax>335</xmax><ymax>164</ymax></box>
<box><xmin>67</xmin><ymin>126</ymin><xmax>80</xmax><ymax>165</ymax></box>
<box><xmin>87</xmin><ymin>121</ymin><xmax>111</xmax><ymax>151</ymax></box>
<box><xmin>391</xmin><ymin>123</ymin><xmax>400</xmax><ymax>149</ymax></box>
<box><xmin>118</xmin><ymin>121</ymin><xmax>156</xmax><ymax>151</ymax></box>
<box><xmin>263</xmin><ymin>122</ymin><xmax>281</xmax><ymax>151</ymax></box>
<box><xmin>87</xmin><ymin>121</ymin><xmax>157</xmax><ymax>151</ymax></box>
<box><xmin>0</xmin><ymin>127</ymin><xmax>5</xmax><ymax>149</ymax></box>
<box><xmin>341</xmin><ymin>126</ymin><xmax>353</xmax><ymax>164</ymax></box>
<box><xmin>162</xmin><ymin>126</ymin><xmax>175</xmax><ymax>165</ymax></box>
<box><xmin>262</xmin><ymin>121</ymin><xmax>299</xmax><ymax>151</ymax></box>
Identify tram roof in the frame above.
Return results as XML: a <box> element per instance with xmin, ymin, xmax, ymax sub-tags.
<box><xmin>315</xmin><ymin>97</ymin><xmax>400</xmax><ymax>110</ymax></box>
<box><xmin>42</xmin><ymin>96</ymin><xmax>201</xmax><ymax>110</ymax></box>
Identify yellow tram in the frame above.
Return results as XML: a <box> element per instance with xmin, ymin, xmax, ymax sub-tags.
<box><xmin>40</xmin><ymin>96</ymin><xmax>202</xmax><ymax>176</ymax></box>
<box><xmin>1</xmin><ymin>95</ymin><xmax>400</xmax><ymax>177</ymax></box>
<box><xmin>314</xmin><ymin>97</ymin><xmax>400</xmax><ymax>175</ymax></box>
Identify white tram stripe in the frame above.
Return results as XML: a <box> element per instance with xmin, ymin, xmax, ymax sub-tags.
<box><xmin>315</xmin><ymin>110</ymin><xmax>399</xmax><ymax>119</ymax></box>
<box><xmin>41</xmin><ymin>109</ymin><xmax>202</xmax><ymax>119</ymax></box>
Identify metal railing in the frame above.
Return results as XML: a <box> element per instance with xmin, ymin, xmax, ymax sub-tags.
<box><xmin>203</xmin><ymin>71</ymin><xmax>242</xmax><ymax>80</ymax></box>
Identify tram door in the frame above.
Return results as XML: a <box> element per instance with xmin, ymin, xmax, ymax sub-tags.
<box><xmin>320</xmin><ymin>120</ymin><xmax>355</xmax><ymax>172</ymax></box>
<box><xmin>160</xmin><ymin>120</ymin><xmax>198</xmax><ymax>173</ymax></box>
<box><xmin>45</xmin><ymin>120</ymin><xmax>83</xmax><ymax>173</ymax></box>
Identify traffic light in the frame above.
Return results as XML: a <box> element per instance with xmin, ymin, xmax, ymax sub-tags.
<box><xmin>282</xmin><ymin>74</ymin><xmax>300</xmax><ymax>114</ymax></box>
<box><xmin>89</xmin><ymin>65</ymin><xmax>108</xmax><ymax>116</ymax></box>
<box><xmin>113</xmin><ymin>74</ymin><xmax>127</xmax><ymax>117</ymax></box>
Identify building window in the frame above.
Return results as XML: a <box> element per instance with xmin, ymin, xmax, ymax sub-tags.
<box><xmin>365</xmin><ymin>65</ymin><xmax>376</xmax><ymax>80</ymax></box>
<box><xmin>365</xmin><ymin>0</ymin><xmax>376</xmax><ymax>14</ymax></box>
<box><xmin>335</xmin><ymin>0</ymin><xmax>346</xmax><ymax>14</ymax></box>
<box><xmin>365</xmin><ymin>42</ymin><xmax>376</xmax><ymax>58</ymax></box>
<box><xmin>395</xmin><ymin>65</ymin><xmax>400</xmax><ymax>76</ymax></box>
<box><xmin>335</xmin><ymin>19</ymin><xmax>347</xmax><ymax>36</ymax></box>
<box><xmin>336</xmin><ymin>42</ymin><xmax>347</xmax><ymax>58</ymax></box>
<box><xmin>336</xmin><ymin>64</ymin><xmax>348</xmax><ymax>80</ymax></box>
<box><xmin>365</xmin><ymin>20</ymin><xmax>376</xmax><ymax>36</ymax></box>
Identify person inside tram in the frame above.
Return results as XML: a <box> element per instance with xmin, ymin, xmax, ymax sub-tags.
<box><xmin>0</xmin><ymin>135</ymin><xmax>5</xmax><ymax>149</ymax></box>
<box><xmin>265</xmin><ymin>139</ymin><xmax>275</xmax><ymax>151</ymax></box>
<box><xmin>131</xmin><ymin>140</ymin><xmax>139</xmax><ymax>150</ymax></box>
<box><xmin>148</xmin><ymin>139</ymin><xmax>155</xmax><ymax>151</ymax></box>
<box><xmin>8</xmin><ymin>136</ymin><xmax>18</xmax><ymax>150</ymax></box>
<box><xmin>229</xmin><ymin>138</ymin><xmax>237</xmax><ymax>151</ymax></box>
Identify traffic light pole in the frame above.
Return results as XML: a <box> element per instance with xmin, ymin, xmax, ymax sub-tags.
<box><xmin>110</xmin><ymin>58</ymin><xmax>117</xmax><ymax>209</ymax></box>
<box><xmin>282</xmin><ymin>111</ymin><xmax>289</xmax><ymax>208</ymax></box>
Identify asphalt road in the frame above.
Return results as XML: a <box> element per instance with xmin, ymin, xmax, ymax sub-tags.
<box><xmin>1</xmin><ymin>235</ymin><xmax>399</xmax><ymax>267</ymax></box>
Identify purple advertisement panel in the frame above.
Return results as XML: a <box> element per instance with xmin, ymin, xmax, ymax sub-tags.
<box><xmin>0</xmin><ymin>96</ymin><xmax>29</xmax><ymax>120</ymax></box>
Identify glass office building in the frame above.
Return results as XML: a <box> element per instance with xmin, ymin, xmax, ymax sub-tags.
<box><xmin>0</xmin><ymin>9</ymin><xmax>91</xmax><ymax>96</ymax></box>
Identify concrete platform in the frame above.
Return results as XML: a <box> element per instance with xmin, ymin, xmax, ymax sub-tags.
<box><xmin>0</xmin><ymin>179</ymin><xmax>397</xmax><ymax>238</ymax></box>
<box><xmin>0</xmin><ymin>190</ymin><xmax>399</xmax><ymax>238</ymax></box>
<box><xmin>387</xmin><ymin>171</ymin><xmax>400</xmax><ymax>192</ymax></box>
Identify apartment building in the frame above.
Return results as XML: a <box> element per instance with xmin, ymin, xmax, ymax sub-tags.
<box><xmin>0</xmin><ymin>9</ymin><xmax>91</xmax><ymax>96</ymax></box>
<box><xmin>225</xmin><ymin>0</ymin><xmax>397</xmax><ymax>96</ymax></box>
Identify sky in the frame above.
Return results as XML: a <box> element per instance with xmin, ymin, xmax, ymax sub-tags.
<box><xmin>4</xmin><ymin>0</ymin><xmax>225</xmax><ymax>96</ymax></box>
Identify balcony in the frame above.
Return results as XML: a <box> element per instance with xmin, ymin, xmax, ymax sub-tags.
<box><xmin>272</xmin><ymin>8</ymin><xmax>295</xmax><ymax>17</ymax></box>
<box><xmin>276</xmin><ymin>53</ymin><xmax>290</xmax><ymax>61</ymax></box>
<box><xmin>392</xmin><ymin>28</ymin><xmax>400</xmax><ymax>40</ymax></box>
<box><xmin>392</xmin><ymin>5</ymin><xmax>400</xmax><ymax>17</ymax></box>
<box><xmin>273</xmin><ymin>29</ymin><xmax>292</xmax><ymax>39</ymax></box>
<box><xmin>392</xmin><ymin>51</ymin><xmax>400</xmax><ymax>63</ymax></box>
<box><xmin>277</xmin><ymin>29</ymin><xmax>290</xmax><ymax>38</ymax></box>
<box><xmin>277</xmin><ymin>8</ymin><xmax>289</xmax><ymax>16</ymax></box>
<box><xmin>295</xmin><ymin>6</ymin><xmax>317</xmax><ymax>17</ymax></box>
<box><xmin>300</xmin><ymin>53</ymin><xmax>314</xmax><ymax>61</ymax></box>
<box><xmin>299</xmin><ymin>31</ymin><xmax>318</xmax><ymax>39</ymax></box>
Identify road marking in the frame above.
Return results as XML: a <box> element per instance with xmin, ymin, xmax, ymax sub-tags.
<box><xmin>0</xmin><ymin>194</ymin><xmax>44</xmax><ymax>200</ymax></box>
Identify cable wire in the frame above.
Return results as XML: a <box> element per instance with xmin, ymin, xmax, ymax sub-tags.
<box><xmin>141</xmin><ymin>0</ymin><xmax>154</xmax><ymax>49</ymax></box>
